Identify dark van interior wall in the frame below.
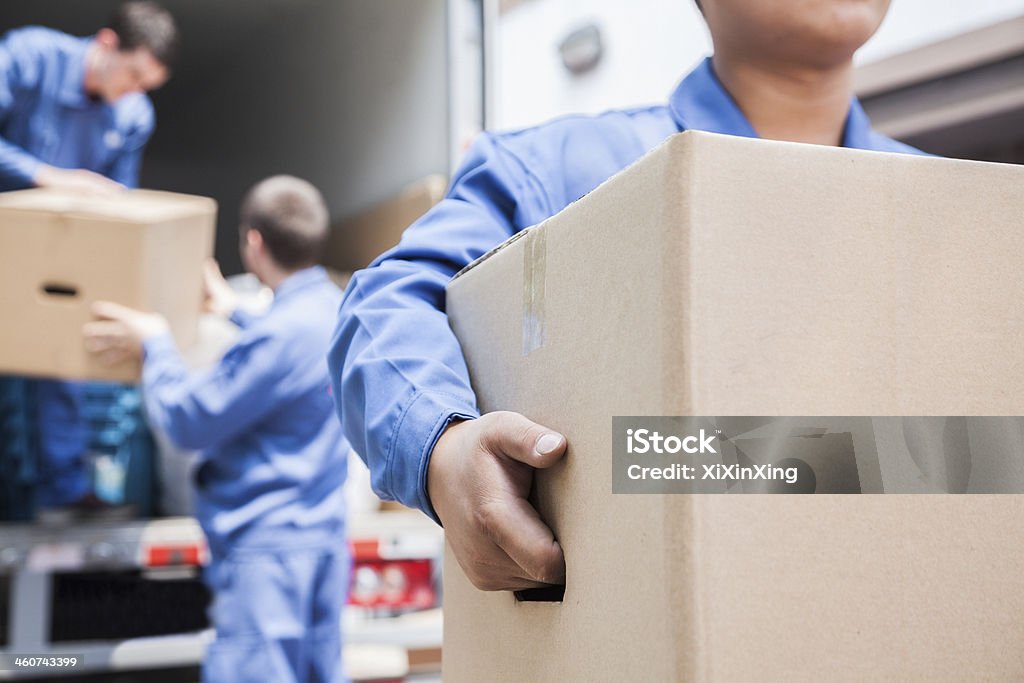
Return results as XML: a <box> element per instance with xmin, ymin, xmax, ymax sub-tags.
<box><xmin>0</xmin><ymin>1</ymin><xmax>450</xmax><ymax>274</ymax></box>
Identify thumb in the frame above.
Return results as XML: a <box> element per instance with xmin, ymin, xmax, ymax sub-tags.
<box><xmin>203</xmin><ymin>258</ymin><xmax>223</xmax><ymax>283</ymax></box>
<box><xmin>91</xmin><ymin>300</ymin><xmax>135</xmax><ymax>321</ymax></box>
<box><xmin>479</xmin><ymin>411</ymin><xmax>566</xmax><ymax>469</ymax></box>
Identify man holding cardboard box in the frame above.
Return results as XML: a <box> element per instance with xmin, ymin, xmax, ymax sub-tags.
<box><xmin>0</xmin><ymin>1</ymin><xmax>176</xmax><ymax>193</ymax></box>
<box><xmin>84</xmin><ymin>176</ymin><xmax>349</xmax><ymax>683</ymax></box>
<box><xmin>329</xmin><ymin>0</ymin><xmax>926</xmax><ymax>592</ymax></box>
<box><xmin>0</xmin><ymin>1</ymin><xmax>178</xmax><ymax>514</ymax></box>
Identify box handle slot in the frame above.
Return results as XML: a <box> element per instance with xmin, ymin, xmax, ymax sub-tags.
<box><xmin>514</xmin><ymin>584</ymin><xmax>565</xmax><ymax>603</ymax></box>
<box><xmin>41</xmin><ymin>282</ymin><xmax>79</xmax><ymax>298</ymax></box>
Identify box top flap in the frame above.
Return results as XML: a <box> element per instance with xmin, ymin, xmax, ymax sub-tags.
<box><xmin>0</xmin><ymin>188</ymin><xmax>217</xmax><ymax>222</ymax></box>
<box><xmin>447</xmin><ymin>128</ymin><xmax>1024</xmax><ymax>288</ymax></box>
<box><xmin>448</xmin><ymin>130</ymin><xmax>712</xmax><ymax>283</ymax></box>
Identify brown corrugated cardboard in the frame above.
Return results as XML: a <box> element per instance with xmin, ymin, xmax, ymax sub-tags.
<box><xmin>444</xmin><ymin>131</ymin><xmax>1024</xmax><ymax>681</ymax></box>
<box><xmin>323</xmin><ymin>175</ymin><xmax>447</xmax><ymax>272</ymax></box>
<box><xmin>0</xmin><ymin>189</ymin><xmax>216</xmax><ymax>382</ymax></box>
<box><xmin>326</xmin><ymin>268</ymin><xmax>353</xmax><ymax>292</ymax></box>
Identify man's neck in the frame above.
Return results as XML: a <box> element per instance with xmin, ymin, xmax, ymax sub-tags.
<box><xmin>261</xmin><ymin>265</ymin><xmax>308</xmax><ymax>292</ymax></box>
<box><xmin>262</xmin><ymin>271</ymin><xmax>290</xmax><ymax>291</ymax></box>
<box><xmin>711</xmin><ymin>53</ymin><xmax>854</xmax><ymax>146</ymax></box>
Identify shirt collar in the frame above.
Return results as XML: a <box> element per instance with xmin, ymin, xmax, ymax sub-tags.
<box><xmin>668</xmin><ymin>56</ymin><xmax>876</xmax><ymax>150</ymax></box>
<box><xmin>272</xmin><ymin>265</ymin><xmax>329</xmax><ymax>305</ymax></box>
<box><xmin>57</xmin><ymin>37</ymin><xmax>94</xmax><ymax>108</ymax></box>
<box><xmin>668</xmin><ymin>57</ymin><xmax>759</xmax><ymax>139</ymax></box>
<box><xmin>839</xmin><ymin>97</ymin><xmax>874</xmax><ymax>149</ymax></box>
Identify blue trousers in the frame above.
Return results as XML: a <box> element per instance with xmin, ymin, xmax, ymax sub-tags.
<box><xmin>35</xmin><ymin>379</ymin><xmax>90</xmax><ymax>505</ymax></box>
<box><xmin>203</xmin><ymin>530</ymin><xmax>350</xmax><ymax>683</ymax></box>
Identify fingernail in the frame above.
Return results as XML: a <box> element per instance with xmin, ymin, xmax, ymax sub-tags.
<box><xmin>535</xmin><ymin>433</ymin><xmax>563</xmax><ymax>456</ymax></box>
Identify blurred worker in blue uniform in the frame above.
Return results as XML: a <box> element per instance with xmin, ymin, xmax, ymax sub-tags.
<box><xmin>329</xmin><ymin>0</ymin><xmax>928</xmax><ymax>592</ymax></box>
<box><xmin>84</xmin><ymin>176</ymin><xmax>350</xmax><ymax>683</ymax></box>
<box><xmin>0</xmin><ymin>1</ymin><xmax>177</xmax><ymax>513</ymax></box>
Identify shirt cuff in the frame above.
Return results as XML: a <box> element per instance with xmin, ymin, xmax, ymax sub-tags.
<box><xmin>21</xmin><ymin>157</ymin><xmax>42</xmax><ymax>186</ymax></box>
<box><xmin>229</xmin><ymin>308</ymin><xmax>255</xmax><ymax>329</ymax></box>
<box><xmin>142</xmin><ymin>332</ymin><xmax>178</xmax><ymax>361</ymax></box>
<box><xmin>389</xmin><ymin>390</ymin><xmax>478</xmax><ymax>524</ymax></box>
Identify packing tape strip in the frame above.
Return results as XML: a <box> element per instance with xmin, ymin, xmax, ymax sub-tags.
<box><xmin>522</xmin><ymin>227</ymin><xmax>546</xmax><ymax>356</ymax></box>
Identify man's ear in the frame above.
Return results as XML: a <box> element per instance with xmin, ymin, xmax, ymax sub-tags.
<box><xmin>95</xmin><ymin>28</ymin><xmax>121</xmax><ymax>51</ymax></box>
<box><xmin>245</xmin><ymin>228</ymin><xmax>266</xmax><ymax>256</ymax></box>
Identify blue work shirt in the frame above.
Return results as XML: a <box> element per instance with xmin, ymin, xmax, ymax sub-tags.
<box><xmin>0</xmin><ymin>26</ymin><xmax>155</xmax><ymax>191</ymax></box>
<box><xmin>143</xmin><ymin>266</ymin><xmax>348</xmax><ymax>549</ymax></box>
<box><xmin>328</xmin><ymin>57</ymin><xmax>927</xmax><ymax>520</ymax></box>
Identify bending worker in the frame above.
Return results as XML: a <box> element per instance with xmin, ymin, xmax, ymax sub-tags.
<box><xmin>84</xmin><ymin>176</ymin><xmax>349</xmax><ymax>683</ymax></box>
<box><xmin>0</xmin><ymin>1</ymin><xmax>177</xmax><ymax>512</ymax></box>
<box><xmin>329</xmin><ymin>0</ymin><xmax>926</xmax><ymax>592</ymax></box>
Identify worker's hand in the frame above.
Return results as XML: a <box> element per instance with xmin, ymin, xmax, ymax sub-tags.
<box><xmin>427</xmin><ymin>411</ymin><xmax>567</xmax><ymax>591</ymax></box>
<box><xmin>83</xmin><ymin>301</ymin><xmax>170</xmax><ymax>366</ymax></box>
<box><xmin>202</xmin><ymin>258</ymin><xmax>238</xmax><ymax>317</ymax></box>
<box><xmin>34</xmin><ymin>165</ymin><xmax>125</xmax><ymax>196</ymax></box>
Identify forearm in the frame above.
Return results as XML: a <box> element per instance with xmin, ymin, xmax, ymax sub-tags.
<box><xmin>330</xmin><ymin>259</ymin><xmax>480</xmax><ymax>518</ymax></box>
<box><xmin>329</xmin><ymin>131</ymin><xmax>555</xmax><ymax>518</ymax></box>
<box><xmin>140</xmin><ymin>332</ymin><xmax>197</xmax><ymax>447</ymax></box>
<box><xmin>0</xmin><ymin>137</ymin><xmax>42</xmax><ymax>189</ymax></box>
<box><xmin>140</xmin><ymin>323</ymin><xmax>286</xmax><ymax>452</ymax></box>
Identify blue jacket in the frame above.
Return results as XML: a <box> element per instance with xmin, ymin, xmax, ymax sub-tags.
<box><xmin>329</xmin><ymin>57</ymin><xmax>926</xmax><ymax>521</ymax></box>
<box><xmin>143</xmin><ymin>267</ymin><xmax>348</xmax><ymax>548</ymax></box>
<box><xmin>0</xmin><ymin>26</ymin><xmax>154</xmax><ymax>191</ymax></box>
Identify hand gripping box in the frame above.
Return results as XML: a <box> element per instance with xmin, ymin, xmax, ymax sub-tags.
<box><xmin>0</xmin><ymin>189</ymin><xmax>216</xmax><ymax>382</ymax></box>
<box><xmin>445</xmin><ymin>132</ymin><xmax>1024</xmax><ymax>681</ymax></box>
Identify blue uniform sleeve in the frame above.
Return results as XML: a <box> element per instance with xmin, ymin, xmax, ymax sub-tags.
<box><xmin>0</xmin><ymin>29</ymin><xmax>45</xmax><ymax>187</ymax></box>
<box><xmin>328</xmin><ymin>133</ymin><xmax>554</xmax><ymax>520</ymax></box>
<box><xmin>141</xmin><ymin>330</ymin><xmax>288</xmax><ymax>451</ymax></box>
<box><xmin>106</xmin><ymin>100</ymin><xmax>154</xmax><ymax>188</ymax></box>
<box><xmin>229</xmin><ymin>307</ymin><xmax>258</xmax><ymax>330</ymax></box>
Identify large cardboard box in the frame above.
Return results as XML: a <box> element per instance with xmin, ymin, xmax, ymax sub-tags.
<box><xmin>0</xmin><ymin>189</ymin><xmax>216</xmax><ymax>382</ymax></box>
<box><xmin>323</xmin><ymin>175</ymin><xmax>446</xmax><ymax>272</ymax></box>
<box><xmin>445</xmin><ymin>132</ymin><xmax>1024</xmax><ymax>681</ymax></box>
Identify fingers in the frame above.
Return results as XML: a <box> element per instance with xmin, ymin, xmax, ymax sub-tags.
<box><xmin>33</xmin><ymin>166</ymin><xmax>123</xmax><ymax>196</ymax></box>
<box><xmin>480</xmin><ymin>411</ymin><xmax>566</xmax><ymax>468</ymax></box>
<box><xmin>430</xmin><ymin>412</ymin><xmax>569</xmax><ymax>592</ymax></box>
<box><xmin>95</xmin><ymin>346</ymin><xmax>133</xmax><ymax>367</ymax></box>
<box><xmin>81</xmin><ymin>171</ymin><xmax>124</xmax><ymax>195</ymax></box>
<box><xmin>201</xmin><ymin>261</ymin><xmax>219</xmax><ymax>308</ymax></box>
<box><xmin>91</xmin><ymin>300</ymin><xmax>136</xmax><ymax>322</ymax></box>
<box><xmin>82</xmin><ymin>320</ymin><xmax>135</xmax><ymax>365</ymax></box>
<box><xmin>479</xmin><ymin>495</ymin><xmax>566</xmax><ymax>585</ymax></box>
<box><xmin>92</xmin><ymin>179</ymin><xmax>124</xmax><ymax>196</ymax></box>
<box><xmin>450</xmin><ymin>531</ymin><xmax>558</xmax><ymax>591</ymax></box>
<box><xmin>83</xmin><ymin>319</ymin><xmax>127</xmax><ymax>344</ymax></box>
<box><xmin>203</xmin><ymin>258</ymin><xmax>224</xmax><ymax>287</ymax></box>
<box><xmin>202</xmin><ymin>259</ymin><xmax>238</xmax><ymax>316</ymax></box>
<box><xmin>70</xmin><ymin>172</ymin><xmax>123</xmax><ymax>198</ymax></box>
